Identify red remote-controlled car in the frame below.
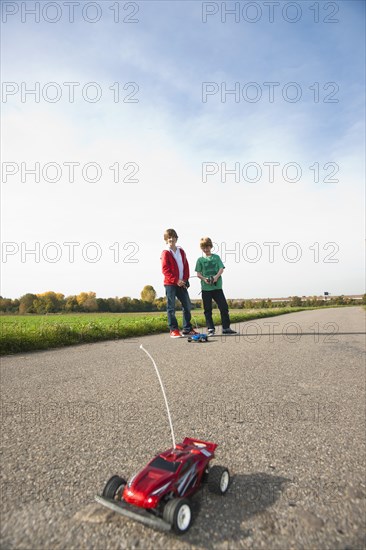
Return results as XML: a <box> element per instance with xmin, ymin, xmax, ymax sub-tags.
<box><xmin>95</xmin><ymin>437</ymin><xmax>230</xmax><ymax>534</ymax></box>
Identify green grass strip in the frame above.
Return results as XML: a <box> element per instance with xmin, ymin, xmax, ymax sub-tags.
<box><xmin>0</xmin><ymin>307</ymin><xmax>332</xmax><ymax>355</ymax></box>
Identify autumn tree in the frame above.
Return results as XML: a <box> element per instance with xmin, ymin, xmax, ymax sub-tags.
<box><xmin>0</xmin><ymin>297</ymin><xmax>19</xmax><ymax>313</ymax></box>
<box><xmin>153</xmin><ymin>297</ymin><xmax>167</xmax><ymax>311</ymax></box>
<box><xmin>33</xmin><ymin>292</ymin><xmax>65</xmax><ymax>313</ymax></box>
<box><xmin>290</xmin><ymin>296</ymin><xmax>302</xmax><ymax>307</ymax></box>
<box><xmin>140</xmin><ymin>285</ymin><xmax>157</xmax><ymax>303</ymax></box>
<box><xmin>65</xmin><ymin>295</ymin><xmax>80</xmax><ymax>312</ymax></box>
<box><xmin>119</xmin><ymin>297</ymin><xmax>132</xmax><ymax>312</ymax></box>
<box><xmin>96</xmin><ymin>298</ymin><xmax>109</xmax><ymax>312</ymax></box>
<box><xmin>76</xmin><ymin>292</ymin><xmax>98</xmax><ymax>312</ymax></box>
<box><xmin>19</xmin><ymin>293</ymin><xmax>38</xmax><ymax>314</ymax></box>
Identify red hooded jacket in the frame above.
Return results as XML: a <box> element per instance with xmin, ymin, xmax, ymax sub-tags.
<box><xmin>161</xmin><ymin>247</ymin><xmax>190</xmax><ymax>286</ymax></box>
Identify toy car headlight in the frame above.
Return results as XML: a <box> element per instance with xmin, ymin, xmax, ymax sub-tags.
<box><xmin>144</xmin><ymin>494</ymin><xmax>159</xmax><ymax>507</ymax></box>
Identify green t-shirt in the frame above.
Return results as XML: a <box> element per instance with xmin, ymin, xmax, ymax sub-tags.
<box><xmin>195</xmin><ymin>254</ymin><xmax>225</xmax><ymax>291</ymax></box>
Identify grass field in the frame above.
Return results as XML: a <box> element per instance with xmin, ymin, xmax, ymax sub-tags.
<box><xmin>0</xmin><ymin>307</ymin><xmax>320</xmax><ymax>355</ymax></box>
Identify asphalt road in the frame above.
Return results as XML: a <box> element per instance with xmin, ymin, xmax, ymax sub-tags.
<box><xmin>1</xmin><ymin>307</ymin><xmax>365</xmax><ymax>550</ymax></box>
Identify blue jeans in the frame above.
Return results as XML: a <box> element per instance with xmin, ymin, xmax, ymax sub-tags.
<box><xmin>164</xmin><ymin>285</ymin><xmax>192</xmax><ymax>331</ymax></box>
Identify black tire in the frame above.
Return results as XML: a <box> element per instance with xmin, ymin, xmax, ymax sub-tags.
<box><xmin>102</xmin><ymin>475</ymin><xmax>127</xmax><ymax>500</ymax></box>
<box><xmin>187</xmin><ymin>337</ymin><xmax>192</xmax><ymax>342</ymax></box>
<box><xmin>163</xmin><ymin>498</ymin><xmax>192</xmax><ymax>534</ymax></box>
<box><xmin>207</xmin><ymin>466</ymin><xmax>230</xmax><ymax>495</ymax></box>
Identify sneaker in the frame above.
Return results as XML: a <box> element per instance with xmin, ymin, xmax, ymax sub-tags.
<box><xmin>170</xmin><ymin>329</ymin><xmax>182</xmax><ymax>338</ymax></box>
<box><xmin>222</xmin><ymin>328</ymin><xmax>237</xmax><ymax>335</ymax></box>
<box><xmin>208</xmin><ymin>328</ymin><xmax>215</xmax><ymax>335</ymax></box>
<box><xmin>182</xmin><ymin>329</ymin><xmax>199</xmax><ymax>336</ymax></box>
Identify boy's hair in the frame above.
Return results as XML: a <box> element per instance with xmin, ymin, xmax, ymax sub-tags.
<box><xmin>164</xmin><ymin>228</ymin><xmax>178</xmax><ymax>241</ymax></box>
<box><xmin>200</xmin><ymin>237</ymin><xmax>213</xmax><ymax>249</ymax></box>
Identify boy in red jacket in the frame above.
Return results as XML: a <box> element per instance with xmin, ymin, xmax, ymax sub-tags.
<box><xmin>161</xmin><ymin>228</ymin><xmax>197</xmax><ymax>338</ymax></box>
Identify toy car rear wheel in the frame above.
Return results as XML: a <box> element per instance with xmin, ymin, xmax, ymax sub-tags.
<box><xmin>207</xmin><ymin>466</ymin><xmax>230</xmax><ymax>495</ymax></box>
<box><xmin>102</xmin><ymin>475</ymin><xmax>126</xmax><ymax>500</ymax></box>
<box><xmin>187</xmin><ymin>337</ymin><xmax>192</xmax><ymax>342</ymax></box>
<box><xmin>163</xmin><ymin>498</ymin><xmax>192</xmax><ymax>534</ymax></box>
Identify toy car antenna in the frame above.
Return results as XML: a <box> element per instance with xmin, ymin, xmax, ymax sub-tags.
<box><xmin>140</xmin><ymin>345</ymin><xmax>176</xmax><ymax>449</ymax></box>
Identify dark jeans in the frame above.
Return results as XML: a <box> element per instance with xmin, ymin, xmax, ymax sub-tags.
<box><xmin>202</xmin><ymin>289</ymin><xmax>230</xmax><ymax>330</ymax></box>
<box><xmin>165</xmin><ymin>285</ymin><xmax>192</xmax><ymax>331</ymax></box>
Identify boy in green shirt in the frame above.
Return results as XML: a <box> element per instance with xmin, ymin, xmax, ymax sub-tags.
<box><xmin>195</xmin><ymin>237</ymin><xmax>237</xmax><ymax>335</ymax></box>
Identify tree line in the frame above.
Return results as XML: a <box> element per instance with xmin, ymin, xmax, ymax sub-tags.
<box><xmin>0</xmin><ymin>286</ymin><xmax>364</xmax><ymax>315</ymax></box>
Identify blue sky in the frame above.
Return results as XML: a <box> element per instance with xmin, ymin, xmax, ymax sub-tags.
<box><xmin>1</xmin><ymin>0</ymin><xmax>365</xmax><ymax>299</ymax></box>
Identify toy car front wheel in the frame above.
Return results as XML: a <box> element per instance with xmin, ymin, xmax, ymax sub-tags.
<box><xmin>207</xmin><ymin>466</ymin><xmax>230</xmax><ymax>495</ymax></box>
<box><xmin>163</xmin><ymin>498</ymin><xmax>192</xmax><ymax>534</ymax></box>
<box><xmin>187</xmin><ymin>337</ymin><xmax>192</xmax><ymax>342</ymax></box>
<box><xmin>102</xmin><ymin>475</ymin><xmax>126</xmax><ymax>500</ymax></box>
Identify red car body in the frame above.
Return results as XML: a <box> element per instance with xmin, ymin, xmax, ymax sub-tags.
<box><xmin>123</xmin><ymin>437</ymin><xmax>217</xmax><ymax>509</ymax></box>
<box><xmin>96</xmin><ymin>436</ymin><xmax>229</xmax><ymax>533</ymax></box>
